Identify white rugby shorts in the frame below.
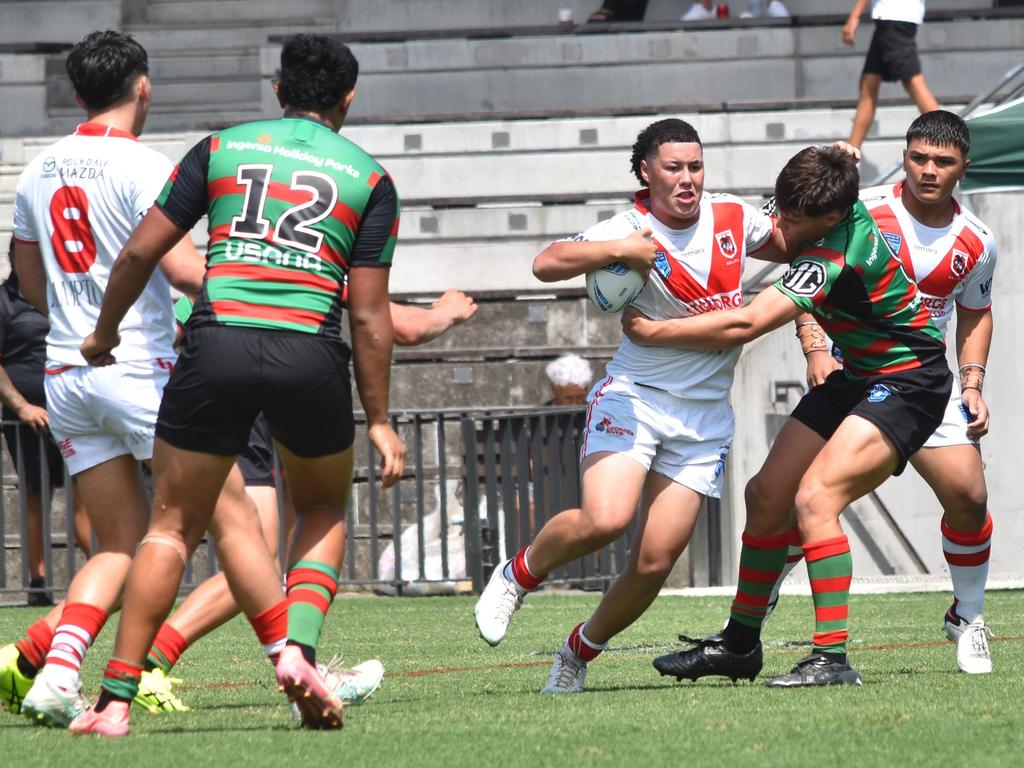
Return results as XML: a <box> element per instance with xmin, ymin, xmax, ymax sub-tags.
<box><xmin>922</xmin><ymin>385</ymin><xmax>978</xmax><ymax>449</ymax></box>
<box><xmin>581</xmin><ymin>375</ymin><xmax>734</xmax><ymax>498</ymax></box>
<box><xmin>45</xmin><ymin>358</ymin><xmax>173</xmax><ymax>475</ymax></box>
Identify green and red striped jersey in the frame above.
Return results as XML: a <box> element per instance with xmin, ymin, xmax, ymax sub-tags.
<box><xmin>157</xmin><ymin>117</ymin><xmax>399</xmax><ymax>336</ymax></box>
<box><xmin>774</xmin><ymin>200</ymin><xmax>945</xmax><ymax>377</ymax></box>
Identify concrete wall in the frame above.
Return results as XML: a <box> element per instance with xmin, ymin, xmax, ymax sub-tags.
<box><xmin>0</xmin><ymin>1</ymin><xmax>121</xmax><ymax>45</ymax></box>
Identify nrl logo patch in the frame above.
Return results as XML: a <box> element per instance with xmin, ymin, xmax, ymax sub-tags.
<box><xmin>653</xmin><ymin>251</ymin><xmax>672</xmax><ymax>279</ymax></box>
<box><xmin>715</xmin><ymin>231</ymin><xmax>738</xmax><ymax>258</ymax></box>
<box><xmin>951</xmin><ymin>249</ymin><xmax>968</xmax><ymax>277</ymax></box>
<box><xmin>881</xmin><ymin>231</ymin><xmax>902</xmax><ymax>255</ymax></box>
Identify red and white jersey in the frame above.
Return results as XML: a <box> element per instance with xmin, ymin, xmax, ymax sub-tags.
<box><xmin>12</xmin><ymin>123</ymin><xmax>177</xmax><ymax>367</ymax></box>
<box><xmin>861</xmin><ymin>183</ymin><xmax>997</xmax><ymax>337</ymax></box>
<box><xmin>569</xmin><ymin>190</ymin><xmax>774</xmax><ymax>399</ymax></box>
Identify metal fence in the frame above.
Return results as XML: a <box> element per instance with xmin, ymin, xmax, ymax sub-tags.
<box><xmin>1</xmin><ymin>407</ymin><xmax>723</xmax><ymax>601</ymax></box>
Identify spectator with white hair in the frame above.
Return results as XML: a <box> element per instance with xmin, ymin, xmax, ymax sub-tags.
<box><xmin>544</xmin><ymin>354</ymin><xmax>594</xmax><ymax>406</ymax></box>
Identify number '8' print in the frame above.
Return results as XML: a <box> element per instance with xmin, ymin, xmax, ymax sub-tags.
<box><xmin>49</xmin><ymin>186</ymin><xmax>97</xmax><ymax>273</ymax></box>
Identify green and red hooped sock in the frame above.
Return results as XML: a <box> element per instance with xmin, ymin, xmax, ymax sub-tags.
<box><xmin>804</xmin><ymin>535</ymin><xmax>853</xmax><ymax>656</ymax></box>
<box><xmin>146</xmin><ymin>623</ymin><xmax>190</xmax><ymax>674</ymax></box>
<box><xmin>286</xmin><ymin>560</ymin><xmax>339</xmax><ymax>663</ymax></box>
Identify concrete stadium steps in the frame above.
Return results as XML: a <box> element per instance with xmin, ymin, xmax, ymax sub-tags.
<box><xmin>249</xmin><ymin>18</ymin><xmax>1018</xmax><ymax>121</ymax></box>
<box><xmin>142</xmin><ymin>0</ymin><xmax>335</xmax><ymax>26</ymax></box>
<box><xmin>127</xmin><ymin>21</ymin><xmax>328</xmax><ymax>54</ymax></box>
<box><xmin>148</xmin><ymin>50</ymin><xmax>262</xmax><ymax>81</ymax></box>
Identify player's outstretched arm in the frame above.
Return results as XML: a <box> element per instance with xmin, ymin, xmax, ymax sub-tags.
<box><xmin>622</xmin><ymin>285</ymin><xmax>802</xmax><ymax>350</ymax></box>
<box><xmin>956</xmin><ymin>305</ymin><xmax>993</xmax><ymax>439</ymax></box>
<box><xmin>533</xmin><ymin>229</ymin><xmax>658</xmax><ymax>282</ymax></box>
<box><xmin>390</xmin><ymin>289</ymin><xmax>478</xmax><ymax>346</ymax></box>
<box><xmin>81</xmin><ymin>206</ymin><xmax>185</xmax><ymax>365</ymax></box>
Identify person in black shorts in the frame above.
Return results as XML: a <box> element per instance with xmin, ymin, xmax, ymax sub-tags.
<box><xmin>75</xmin><ymin>34</ymin><xmax>404</xmax><ymax>735</ymax></box>
<box><xmin>843</xmin><ymin>0</ymin><xmax>938</xmax><ymax>148</ymax></box>
<box><xmin>0</xmin><ymin>254</ymin><xmax>90</xmax><ymax>605</ymax></box>
<box><xmin>620</xmin><ymin>146</ymin><xmax>951</xmax><ymax>687</ymax></box>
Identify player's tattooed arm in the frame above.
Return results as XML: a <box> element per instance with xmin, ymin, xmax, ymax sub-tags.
<box><xmin>622</xmin><ymin>285</ymin><xmax>803</xmax><ymax>350</ymax></box>
<box><xmin>533</xmin><ymin>229</ymin><xmax>658</xmax><ymax>282</ymax></box>
<box><xmin>795</xmin><ymin>312</ymin><xmax>841</xmax><ymax>387</ymax></box>
<box><xmin>955</xmin><ymin>305</ymin><xmax>993</xmax><ymax>439</ymax></box>
<box><xmin>0</xmin><ymin>366</ymin><xmax>48</xmax><ymax>433</ymax></box>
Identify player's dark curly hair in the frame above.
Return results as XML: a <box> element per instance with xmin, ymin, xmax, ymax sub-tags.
<box><xmin>276</xmin><ymin>34</ymin><xmax>359</xmax><ymax>111</ymax></box>
<box><xmin>629</xmin><ymin>119</ymin><xmax>702</xmax><ymax>186</ymax></box>
<box><xmin>774</xmin><ymin>146</ymin><xmax>860</xmax><ymax>218</ymax></box>
<box><xmin>906</xmin><ymin>109</ymin><xmax>970</xmax><ymax>157</ymax></box>
<box><xmin>65</xmin><ymin>31</ymin><xmax>149</xmax><ymax>111</ymax></box>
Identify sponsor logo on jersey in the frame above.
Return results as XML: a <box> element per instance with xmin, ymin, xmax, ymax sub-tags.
<box><xmin>951</xmin><ymin>249</ymin><xmax>968</xmax><ymax>277</ymax></box>
<box><xmin>653</xmin><ymin>251</ymin><xmax>672</xmax><ymax>279</ymax></box>
<box><xmin>980</xmin><ymin>278</ymin><xmax>992</xmax><ymax>297</ymax></box>
<box><xmin>683</xmin><ymin>291</ymin><xmax>744</xmax><ymax>315</ymax></box>
<box><xmin>881</xmin><ymin>231</ymin><xmax>903</xmax><ymax>256</ymax></box>
<box><xmin>594</xmin><ymin>416</ymin><xmax>634</xmax><ymax>437</ymax></box>
<box><xmin>867</xmin><ymin>384</ymin><xmax>891</xmax><ymax>403</ymax></box>
<box><xmin>922</xmin><ymin>296</ymin><xmax>947</xmax><ymax>317</ymax></box>
<box><xmin>714</xmin><ymin>445</ymin><xmax>730</xmax><ymax>479</ymax></box>
<box><xmin>780</xmin><ymin>261</ymin><xmax>827</xmax><ymax>297</ymax></box>
<box><xmin>42</xmin><ymin>157</ymin><xmax>56</xmax><ymax>174</ymax></box>
<box><xmin>715</xmin><ymin>231</ymin><xmax>737</xmax><ymax>258</ymax></box>
<box><xmin>58</xmin><ymin>438</ymin><xmax>76</xmax><ymax>458</ymax></box>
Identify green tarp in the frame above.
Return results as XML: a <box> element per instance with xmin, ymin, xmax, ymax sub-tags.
<box><xmin>962</xmin><ymin>96</ymin><xmax>1024</xmax><ymax>192</ymax></box>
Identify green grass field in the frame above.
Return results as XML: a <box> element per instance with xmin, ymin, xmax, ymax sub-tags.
<box><xmin>2</xmin><ymin>589</ymin><xmax>1023</xmax><ymax>767</ymax></box>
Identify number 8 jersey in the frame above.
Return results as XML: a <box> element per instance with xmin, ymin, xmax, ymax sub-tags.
<box><xmin>157</xmin><ymin>117</ymin><xmax>400</xmax><ymax>337</ymax></box>
<box><xmin>12</xmin><ymin>123</ymin><xmax>177</xmax><ymax>367</ymax></box>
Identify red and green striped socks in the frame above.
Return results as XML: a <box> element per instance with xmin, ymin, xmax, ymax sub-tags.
<box><xmin>286</xmin><ymin>560</ymin><xmax>339</xmax><ymax>661</ymax></box>
<box><xmin>729</xmin><ymin>531</ymin><xmax>791</xmax><ymax>628</ymax></box>
<box><xmin>99</xmin><ymin>658</ymin><xmax>144</xmax><ymax>705</ymax></box>
<box><xmin>722</xmin><ymin>531</ymin><xmax>790</xmax><ymax>653</ymax></box>
<box><xmin>805</xmin><ymin>535</ymin><xmax>853</xmax><ymax>656</ymax></box>
<box><xmin>146</xmin><ymin>623</ymin><xmax>189</xmax><ymax>674</ymax></box>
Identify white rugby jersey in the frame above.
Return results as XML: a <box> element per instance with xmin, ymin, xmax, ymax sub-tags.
<box><xmin>861</xmin><ymin>183</ymin><xmax>997</xmax><ymax>337</ymax></box>
<box><xmin>571</xmin><ymin>190</ymin><xmax>774</xmax><ymax>399</ymax></box>
<box><xmin>12</xmin><ymin>123</ymin><xmax>177</xmax><ymax>367</ymax></box>
<box><xmin>871</xmin><ymin>0</ymin><xmax>924</xmax><ymax>25</ymax></box>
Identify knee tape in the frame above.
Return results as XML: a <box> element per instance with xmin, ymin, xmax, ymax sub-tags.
<box><xmin>136</xmin><ymin>533</ymin><xmax>188</xmax><ymax>566</ymax></box>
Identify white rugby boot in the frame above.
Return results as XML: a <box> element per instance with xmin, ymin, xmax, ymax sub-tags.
<box><xmin>474</xmin><ymin>563</ymin><xmax>525</xmax><ymax>647</ymax></box>
<box><xmin>540</xmin><ymin>646</ymin><xmax>587</xmax><ymax>694</ymax></box>
<box><xmin>945</xmin><ymin>614</ymin><xmax>993</xmax><ymax>674</ymax></box>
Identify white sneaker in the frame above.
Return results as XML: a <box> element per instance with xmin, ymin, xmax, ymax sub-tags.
<box><xmin>322</xmin><ymin>657</ymin><xmax>384</xmax><ymax>705</ymax></box>
<box><xmin>291</xmin><ymin>656</ymin><xmax>384</xmax><ymax>720</ymax></box>
<box><xmin>680</xmin><ymin>3</ymin><xmax>715</xmax><ymax>21</ymax></box>
<box><xmin>22</xmin><ymin>668</ymin><xmax>90</xmax><ymax>728</ymax></box>
<box><xmin>945</xmin><ymin>616</ymin><xmax>993</xmax><ymax>674</ymax></box>
<box><xmin>540</xmin><ymin>647</ymin><xmax>587</xmax><ymax>694</ymax></box>
<box><xmin>474</xmin><ymin>563</ymin><xmax>525</xmax><ymax>647</ymax></box>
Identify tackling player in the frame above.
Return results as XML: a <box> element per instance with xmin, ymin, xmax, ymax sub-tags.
<box><xmin>473</xmin><ymin>118</ymin><xmax>793</xmax><ymax>693</ymax></box>
<box><xmin>630</xmin><ymin>145</ymin><xmax>952</xmax><ymax>687</ymax></box>
<box><xmin>70</xmin><ymin>33</ymin><xmax>404</xmax><ymax>736</ymax></box>
<box><xmin>772</xmin><ymin>111</ymin><xmax>998</xmax><ymax>674</ymax></box>
<box><xmin>4</xmin><ymin>31</ymin><xmax>206</xmax><ymax>727</ymax></box>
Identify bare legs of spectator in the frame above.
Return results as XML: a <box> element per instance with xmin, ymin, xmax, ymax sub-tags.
<box><xmin>849</xmin><ymin>72</ymin><xmax>939</xmax><ymax>149</ymax></box>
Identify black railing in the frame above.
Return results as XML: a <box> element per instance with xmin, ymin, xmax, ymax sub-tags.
<box><xmin>1</xmin><ymin>407</ymin><xmax>723</xmax><ymax>601</ymax></box>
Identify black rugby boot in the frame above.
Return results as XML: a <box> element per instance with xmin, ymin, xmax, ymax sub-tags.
<box><xmin>653</xmin><ymin>634</ymin><xmax>763</xmax><ymax>683</ymax></box>
<box><xmin>764</xmin><ymin>653</ymin><xmax>863</xmax><ymax>688</ymax></box>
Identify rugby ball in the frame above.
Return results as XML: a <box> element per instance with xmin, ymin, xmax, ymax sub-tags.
<box><xmin>585</xmin><ymin>262</ymin><xmax>646</xmax><ymax>313</ymax></box>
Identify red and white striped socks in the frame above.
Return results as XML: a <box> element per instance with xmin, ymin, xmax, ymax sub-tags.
<box><xmin>44</xmin><ymin>602</ymin><xmax>108</xmax><ymax>685</ymax></box>
<box><xmin>566</xmin><ymin>622</ymin><xmax>606</xmax><ymax>663</ymax></box>
<box><xmin>942</xmin><ymin>513</ymin><xmax>992</xmax><ymax>624</ymax></box>
<box><xmin>504</xmin><ymin>546</ymin><xmax>546</xmax><ymax>592</ymax></box>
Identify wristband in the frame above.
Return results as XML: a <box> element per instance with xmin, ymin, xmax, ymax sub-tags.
<box><xmin>959</xmin><ymin>363</ymin><xmax>985</xmax><ymax>394</ymax></box>
<box><xmin>796</xmin><ymin>322</ymin><xmax>828</xmax><ymax>356</ymax></box>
